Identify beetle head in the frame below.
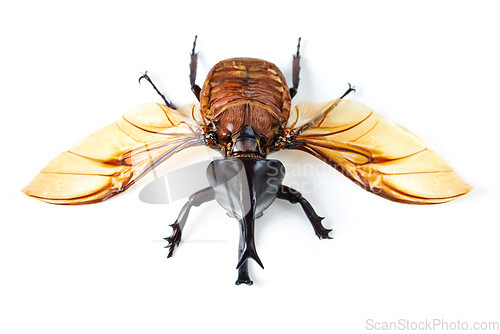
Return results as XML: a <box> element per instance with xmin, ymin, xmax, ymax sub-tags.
<box><xmin>229</xmin><ymin>125</ymin><xmax>263</xmax><ymax>158</ymax></box>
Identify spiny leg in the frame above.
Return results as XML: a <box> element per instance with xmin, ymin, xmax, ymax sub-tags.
<box><xmin>189</xmin><ymin>35</ymin><xmax>202</xmax><ymax>101</ymax></box>
<box><xmin>289</xmin><ymin>37</ymin><xmax>301</xmax><ymax>99</ymax></box>
<box><xmin>277</xmin><ymin>185</ymin><xmax>332</xmax><ymax>239</ymax></box>
<box><xmin>138</xmin><ymin>71</ymin><xmax>175</xmax><ymax>108</ymax></box>
<box><xmin>340</xmin><ymin>82</ymin><xmax>356</xmax><ymax>99</ymax></box>
<box><xmin>164</xmin><ymin>187</ymin><xmax>215</xmax><ymax>257</ymax></box>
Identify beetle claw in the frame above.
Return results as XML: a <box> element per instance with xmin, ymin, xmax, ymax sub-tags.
<box><xmin>138</xmin><ymin>71</ymin><xmax>150</xmax><ymax>84</ymax></box>
<box><xmin>316</xmin><ymin>228</ymin><xmax>333</xmax><ymax>240</ymax></box>
<box><xmin>340</xmin><ymin>83</ymin><xmax>356</xmax><ymax>99</ymax></box>
<box><xmin>164</xmin><ymin>223</ymin><xmax>182</xmax><ymax>258</ymax></box>
<box><xmin>309</xmin><ymin>216</ymin><xmax>332</xmax><ymax>239</ymax></box>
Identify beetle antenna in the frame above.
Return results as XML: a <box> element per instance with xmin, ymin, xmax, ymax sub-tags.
<box><xmin>138</xmin><ymin>71</ymin><xmax>175</xmax><ymax>108</ymax></box>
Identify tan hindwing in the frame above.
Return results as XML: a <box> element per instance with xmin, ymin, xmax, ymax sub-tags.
<box><xmin>23</xmin><ymin>103</ymin><xmax>205</xmax><ymax>204</ymax></box>
<box><xmin>285</xmin><ymin>99</ymin><xmax>471</xmax><ymax>204</ymax></box>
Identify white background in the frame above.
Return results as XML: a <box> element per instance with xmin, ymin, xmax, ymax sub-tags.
<box><xmin>1</xmin><ymin>0</ymin><xmax>499</xmax><ymax>333</ymax></box>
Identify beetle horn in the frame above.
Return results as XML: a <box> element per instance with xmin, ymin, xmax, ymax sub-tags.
<box><xmin>236</xmin><ymin>244</ymin><xmax>264</xmax><ymax>270</ymax></box>
<box><xmin>236</xmin><ymin>209</ymin><xmax>264</xmax><ymax>270</ymax></box>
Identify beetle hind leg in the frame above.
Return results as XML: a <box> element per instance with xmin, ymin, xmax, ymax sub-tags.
<box><xmin>164</xmin><ymin>187</ymin><xmax>215</xmax><ymax>257</ymax></box>
<box><xmin>277</xmin><ymin>185</ymin><xmax>332</xmax><ymax>239</ymax></box>
<box><xmin>164</xmin><ymin>222</ymin><xmax>182</xmax><ymax>258</ymax></box>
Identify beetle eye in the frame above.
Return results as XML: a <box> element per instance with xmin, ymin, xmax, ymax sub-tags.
<box><xmin>217</xmin><ymin>131</ymin><xmax>231</xmax><ymax>144</ymax></box>
<box><xmin>257</xmin><ymin>134</ymin><xmax>267</xmax><ymax>145</ymax></box>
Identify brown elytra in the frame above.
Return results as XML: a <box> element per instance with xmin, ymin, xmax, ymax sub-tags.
<box><xmin>199</xmin><ymin>58</ymin><xmax>291</xmax><ymax>152</ymax></box>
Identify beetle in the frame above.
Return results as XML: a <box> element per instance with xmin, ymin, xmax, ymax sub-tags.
<box><xmin>23</xmin><ymin>37</ymin><xmax>471</xmax><ymax>285</ymax></box>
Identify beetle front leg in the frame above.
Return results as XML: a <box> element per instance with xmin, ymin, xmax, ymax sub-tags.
<box><xmin>138</xmin><ymin>71</ymin><xmax>175</xmax><ymax>109</ymax></box>
<box><xmin>277</xmin><ymin>185</ymin><xmax>332</xmax><ymax>239</ymax></box>
<box><xmin>289</xmin><ymin>37</ymin><xmax>301</xmax><ymax>99</ymax></box>
<box><xmin>339</xmin><ymin>83</ymin><xmax>356</xmax><ymax>99</ymax></box>
<box><xmin>189</xmin><ymin>35</ymin><xmax>202</xmax><ymax>101</ymax></box>
<box><xmin>164</xmin><ymin>186</ymin><xmax>215</xmax><ymax>257</ymax></box>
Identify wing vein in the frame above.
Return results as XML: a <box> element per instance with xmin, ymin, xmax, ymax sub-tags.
<box><xmin>300</xmin><ymin>111</ymin><xmax>374</xmax><ymax>138</ymax></box>
<box><xmin>122</xmin><ymin>115</ymin><xmax>181</xmax><ymax>136</ymax></box>
<box><xmin>352</xmin><ymin>119</ymin><xmax>379</xmax><ymax>142</ymax></box>
<box><xmin>67</xmin><ymin>151</ymin><xmax>120</xmax><ymax>165</ymax></box>
<box><xmin>115</xmin><ymin>122</ymin><xmax>141</xmax><ymax>143</ymax></box>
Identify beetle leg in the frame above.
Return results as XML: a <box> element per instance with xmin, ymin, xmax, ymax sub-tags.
<box><xmin>189</xmin><ymin>35</ymin><xmax>202</xmax><ymax>101</ymax></box>
<box><xmin>289</xmin><ymin>37</ymin><xmax>301</xmax><ymax>99</ymax></box>
<box><xmin>138</xmin><ymin>71</ymin><xmax>175</xmax><ymax>109</ymax></box>
<box><xmin>340</xmin><ymin>83</ymin><xmax>356</xmax><ymax>99</ymax></box>
<box><xmin>164</xmin><ymin>186</ymin><xmax>215</xmax><ymax>257</ymax></box>
<box><xmin>277</xmin><ymin>185</ymin><xmax>332</xmax><ymax>239</ymax></box>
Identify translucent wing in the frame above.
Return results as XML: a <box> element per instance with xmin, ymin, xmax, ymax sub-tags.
<box><xmin>23</xmin><ymin>103</ymin><xmax>205</xmax><ymax>204</ymax></box>
<box><xmin>284</xmin><ymin>99</ymin><xmax>471</xmax><ymax>204</ymax></box>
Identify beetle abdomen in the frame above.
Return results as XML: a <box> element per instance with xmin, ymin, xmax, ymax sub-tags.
<box><xmin>200</xmin><ymin>58</ymin><xmax>291</xmax><ymax>126</ymax></box>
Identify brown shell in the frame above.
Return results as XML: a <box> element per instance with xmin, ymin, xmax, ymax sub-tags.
<box><xmin>199</xmin><ymin>58</ymin><xmax>291</xmax><ymax>146</ymax></box>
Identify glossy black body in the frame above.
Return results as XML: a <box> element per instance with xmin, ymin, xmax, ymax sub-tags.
<box><xmin>207</xmin><ymin>158</ymin><xmax>285</xmax><ymax>284</ymax></box>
